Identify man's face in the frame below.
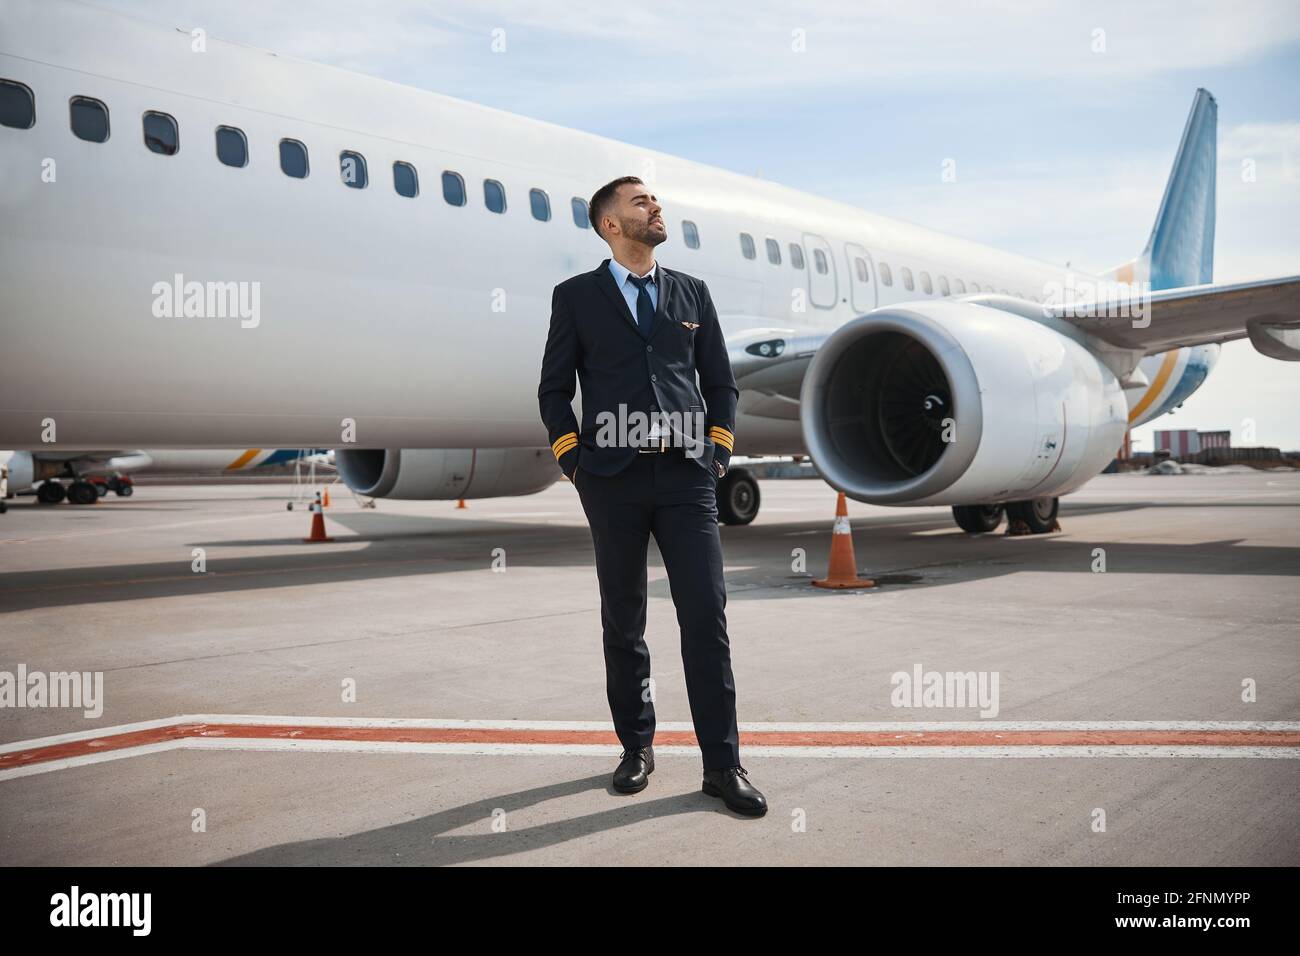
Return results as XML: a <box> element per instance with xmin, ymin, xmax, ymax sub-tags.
<box><xmin>608</xmin><ymin>184</ymin><xmax>667</xmax><ymax>247</ymax></box>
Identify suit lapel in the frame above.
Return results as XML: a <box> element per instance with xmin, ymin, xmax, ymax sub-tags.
<box><xmin>594</xmin><ymin>259</ymin><xmax>639</xmax><ymax>334</ymax></box>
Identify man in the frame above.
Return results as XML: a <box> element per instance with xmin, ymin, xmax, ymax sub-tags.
<box><xmin>537</xmin><ymin>176</ymin><xmax>766</xmax><ymax>817</ymax></box>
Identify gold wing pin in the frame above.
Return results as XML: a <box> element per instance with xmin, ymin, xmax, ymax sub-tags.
<box><xmin>680</xmin><ymin>321</ymin><xmax>700</xmax><ymax>330</ymax></box>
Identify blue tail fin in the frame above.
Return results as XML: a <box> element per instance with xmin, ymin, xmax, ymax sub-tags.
<box><xmin>1144</xmin><ymin>88</ymin><xmax>1217</xmax><ymax>291</ymax></box>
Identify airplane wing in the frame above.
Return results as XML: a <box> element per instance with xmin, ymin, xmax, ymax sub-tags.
<box><xmin>1047</xmin><ymin>275</ymin><xmax>1300</xmax><ymax>357</ymax></box>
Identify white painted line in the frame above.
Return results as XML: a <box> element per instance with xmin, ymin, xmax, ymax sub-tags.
<box><xmin>0</xmin><ymin>741</ymin><xmax>184</xmax><ymax>781</ymax></box>
<box><xmin>5</xmin><ymin>739</ymin><xmax>1295</xmax><ymax>782</ymax></box>
<box><xmin>183</xmin><ymin>739</ymin><xmax>1300</xmax><ymax>760</ymax></box>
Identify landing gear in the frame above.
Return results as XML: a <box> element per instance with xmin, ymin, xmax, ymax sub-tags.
<box><xmin>67</xmin><ymin>480</ymin><xmax>99</xmax><ymax>505</ymax></box>
<box><xmin>952</xmin><ymin>504</ymin><xmax>1004</xmax><ymax>534</ymax></box>
<box><xmin>36</xmin><ymin>481</ymin><xmax>66</xmax><ymax>504</ymax></box>
<box><xmin>1005</xmin><ymin>496</ymin><xmax>1060</xmax><ymax>535</ymax></box>
<box><xmin>35</xmin><ymin>478</ymin><xmax>111</xmax><ymax>505</ymax></box>
<box><xmin>717</xmin><ymin>467</ymin><xmax>760</xmax><ymax>525</ymax></box>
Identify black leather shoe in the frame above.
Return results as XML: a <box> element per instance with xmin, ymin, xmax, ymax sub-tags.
<box><xmin>701</xmin><ymin>765</ymin><xmax>767</xmax><ymax>816</ymax></box>
<box><xmin>612</xmin><ymin>745</ymin><xmax>654</xmax><ymax>793</ymax></box>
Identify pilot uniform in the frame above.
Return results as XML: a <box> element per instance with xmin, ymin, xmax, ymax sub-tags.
<box><xmin>537</xmin><ymin>257</ymin><xmax>740</xmax><ymax>771</ymax></box>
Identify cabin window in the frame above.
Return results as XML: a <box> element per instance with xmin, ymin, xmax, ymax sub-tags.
<box><xmin>340</xmin><ymin>150</ymin><xmax>368</xmax><ymax>188</ymax></box>
<box><xmin>571</xmin><ymin>197</ymin><xmax>589</xmax><ymax>228</ymax></box>
<box><xmin>393</xmin><ymin>161</ymin><xmax>418</xmax><ymax>198</ymax></box>
<box><xmin>442</xmin><ymin>170</ymin><xmax>466</xmax><ymax>205</ymax></box>
<box><xmin>854</xmin><ymin>257</ymin><xmax>870</xmax><ymax>283</ymax></box>
<box><xmin>920</xmin><ymin>271</ymin><xmax>933</xmax><ymax>294</ymax></box>
<box><xmin>813</xmin><ymin>248</ymin><xmax>828</xmax><ymax>274</ymax></box>
<box><xmin>682</xmin><ymin>220</ymin><xmax>700</xmax><ymax>248</ymax></box>
<box><xmin>280</xmin><ymin>139</ymin><xmax>309</xmax><ymax>178</ymax></box>
<box><xmin>901</xmin><ymin>266</ymin><xmax>914</xmax><ymax>291</ymax></box>
<box><xmin>789</xmin><ymin>244</ymin><xmax>805</xmax><ymax>269</ymax></box>
<box><xmin>953</xmin><ymin>278</ymin><xmax>966</xmax><ymax>294</ymax></box>
<box><xmin>215</xmin><ymin>126</ymin><xmax>247</xmax><ymax>167</ymax></box>
<box><xmin>0</xmin><ymin>79</ymin><xmax>35</xmax><ymax>129</ymax></box>
<box><xmin>879</xmin><ymin>262</ymin><xmax>893</xmax><ymax>286</ymax></box>
<box><xmin>484</xmin><ymin>178</ymin><xmax>506</xmax><ymax>213</ymax></box>
<box><xmin>529</xmin><ymin>188</ymin><xmax>550</xmax><ymax>221</ymax></box>
<box><xmin>143</xmin><ymin>111</ymin><xmax>178</xmax><ymax>155</ymax></box>
<box><xmin>739</xmin><ymin>233</ymin><xmax>756</xmax><ymax>259</ymax></box>
<box><xmin>70</xmin><ymin>96</ymin><xmax>109</xmax><ymax>142</ymax></box>
<box><xmin>938</xmin><ymin>275</ymin><xmax>951</xmax><ymax>296</ymax></box>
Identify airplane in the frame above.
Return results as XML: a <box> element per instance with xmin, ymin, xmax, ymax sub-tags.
<box><xmin>1</xmin><ymin>0</ymin><xmax>1296</xmax><ymax>532</ymax></box>
<box><xmin>0</xmin><ymin>448</ymin><xmax>333</xmax><ymax>507</ymax></box>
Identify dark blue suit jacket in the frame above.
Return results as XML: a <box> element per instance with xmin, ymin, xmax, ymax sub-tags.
<box><xmin>538</xmin><ymin>259</ymin><xmax>738</xmax><ymax>479</ymax></box>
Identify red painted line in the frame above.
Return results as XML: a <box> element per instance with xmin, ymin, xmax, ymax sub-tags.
<box><xmin>3</xmin><ymin>724</ymin><xmax>1299</xmax><ymax>769</ymax></box>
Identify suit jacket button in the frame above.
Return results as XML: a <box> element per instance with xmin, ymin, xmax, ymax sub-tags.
<box><xmin>646</xmin><ymin>345</ymin><xmax>652</xmax><ymax>352</ymax></box>
<box><xmin>651</xmin><ymin>374</ymin><xmax>657</xmax><ymax>382</ymax></box>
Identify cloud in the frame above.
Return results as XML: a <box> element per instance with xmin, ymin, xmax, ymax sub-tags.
<box><xmin>89</xmin><ymin>0</ymin><xmax>1300</xmax><ymax>115</ymax></box>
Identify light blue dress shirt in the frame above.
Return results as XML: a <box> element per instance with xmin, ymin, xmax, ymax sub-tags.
<box><xmin>608</xmin><ymin>258</ymin><xmax>659</xmax><ymax>321</ymax></box>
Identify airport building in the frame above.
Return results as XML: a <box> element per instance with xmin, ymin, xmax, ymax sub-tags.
<box><xmin>1154</xmin><ymin>428</ymin><xmax>1233</xmax><ymax>458</ymax></box>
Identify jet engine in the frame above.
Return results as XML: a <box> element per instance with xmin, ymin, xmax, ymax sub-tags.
<box><xmin>335</xmin><ymin>448</ymin><xmax>562</xmax><ymax>499</ymax></box>
<box><xmin>799</xmin><ymin>300</ymin><xmax>1128</xmax><ymax>507</ymax></box>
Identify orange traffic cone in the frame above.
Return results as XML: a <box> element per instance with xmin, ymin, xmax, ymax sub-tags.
<box><xmin>322</xmin><ymin>487</ymin><xmax>331</xmax><ymax>508</ymax></box>
<box><xmin>456</xmin><ymin>498</ymin><xmax>467</xmax><ymax>509</ymax></box>
<box><xmin>303</xmin><ymin>491</ymin><xmax>334</xmax><ymax>543</ymax></box>
<box><xmin>812</xmin><ymin>492</ymin><xmax>876</xmax><ymax>589</ymax></box>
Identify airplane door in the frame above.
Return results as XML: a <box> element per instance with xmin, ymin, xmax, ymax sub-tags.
<box><xmin>844</xmin><ymin>242</ymin><xmax>878</xmax><ymax>313</ymax></box>
<box><xmin>802</xmin><ymin>233</ymin><xmax>838</xmax><ymax>310</ymax></box>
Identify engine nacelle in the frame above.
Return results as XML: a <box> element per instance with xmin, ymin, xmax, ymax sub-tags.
<box><xmin>799</xmin><ymin>300</ymin><xmax>1128</xmax><ymax>506</ymax></box>
<box><xmin>2</xmin><ymin>451</ymin><xmax>36</xmax><ymax>494</ymax></box>
<box><xmin>336</xmin><ymin>448</ymin><xmax>562</xmax><ymax>500</ymax></box>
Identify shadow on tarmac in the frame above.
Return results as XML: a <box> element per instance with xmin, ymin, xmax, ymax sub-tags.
<box><xmin>211</xmin><ymin>771</ymin><xmax>759</xmax><ymax>866</ymax></box>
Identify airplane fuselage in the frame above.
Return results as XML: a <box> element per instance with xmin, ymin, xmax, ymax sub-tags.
<box><xmin>0</xmin><ymin>0</ymin><xmax>1205</xmax><ymax>455</ymax></box>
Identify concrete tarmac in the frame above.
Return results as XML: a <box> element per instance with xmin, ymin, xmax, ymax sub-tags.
<box><xmin>1</xmin><ymin>470</ymin><xmax>1297</xmax><ymax>865</ymax></box>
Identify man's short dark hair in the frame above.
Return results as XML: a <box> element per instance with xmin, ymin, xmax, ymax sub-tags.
<box><xmin>589</xmin><ymin>175</ymin><xmax>643</xmax><ymax>238</ymax></box>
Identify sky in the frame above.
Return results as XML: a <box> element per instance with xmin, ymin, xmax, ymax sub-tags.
<box><xmin>97</xmin><ymin>0</ymin><xmax>1300</xmax><ymax>450</ymax></box>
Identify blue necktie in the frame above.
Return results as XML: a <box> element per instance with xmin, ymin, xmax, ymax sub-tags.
<box><xmin>627</xmin><ymin>273</ymin><xmax>655</xmax><ymax>337</ymax></box>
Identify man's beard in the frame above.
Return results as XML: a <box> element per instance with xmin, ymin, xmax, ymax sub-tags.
<box><xmin>621</xmin><ymin>216</ymin><xmax>667</xmax><ymax>247</ymax></box>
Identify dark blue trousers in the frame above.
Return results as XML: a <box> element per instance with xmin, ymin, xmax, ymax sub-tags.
<box><xmin>574</xmin><ymin>447</ymin><xmax>740</xmax><ymax>771</ymax></box>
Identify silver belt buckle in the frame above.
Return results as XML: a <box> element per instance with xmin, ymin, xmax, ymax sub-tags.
<box><xmin>637</xmin><ymin>438</ymin><xmax>666</xmax><ymax>454</ymax></box>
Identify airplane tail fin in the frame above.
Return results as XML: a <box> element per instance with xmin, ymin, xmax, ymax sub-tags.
<box><xmin>1102</xmin><ymin>88</ymin><xmax>1217</xmax><ymax>292</ymax></box>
